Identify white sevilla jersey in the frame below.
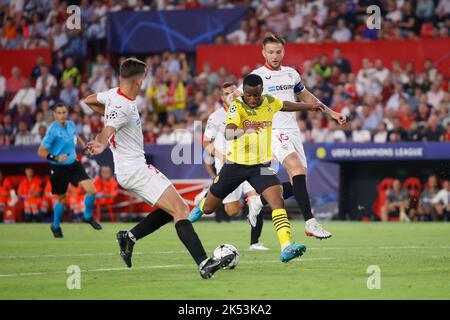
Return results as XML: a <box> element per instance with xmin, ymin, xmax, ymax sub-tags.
<box><xmin>97</xmin><ymin>88</ymin><xmax>146</xmax><ymax>175</ymax></box>
<box><xmin>239</xmin><ymin>65</ymin><xmax>305</xmax><ymax>130</ymax></box>
<box><xmin>203</xmin><ymin>107</ymin><xmax>229</xmax><ymax>168</ymax></box>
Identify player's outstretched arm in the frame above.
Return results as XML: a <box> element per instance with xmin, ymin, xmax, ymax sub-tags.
<box><xmin>226</xmin><ymin>89</ymin><xmax>243</xmax><ymax>106</ymax></box>
<box><xmin>281</xmin><ymin>101</ymin><xmax>324</xmax><ymax>112</ymax></box>
<box><xmin>82</xmin><ymin>93</ymin><xmax>105</xmax><ymax>115</ymax></box>
<box><xmin>86</xmin><ymin>126</ymin><xmax>116</xmax><ymax>156</ymax></box>
<box><xmin>297</xmin><ymin>88</ymin><xmax>347</xmax><ymax>125</ymax></box>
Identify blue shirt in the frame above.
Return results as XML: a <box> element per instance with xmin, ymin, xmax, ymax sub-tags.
<box><xmin>41</xmin><ymin>120</ymin><xmax>78</xmax><ymax>166</ymax></box>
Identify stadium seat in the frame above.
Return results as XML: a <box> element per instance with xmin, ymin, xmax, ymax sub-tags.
<box><xmin>420</xmin><ymin>23</ymin><xmax>434</xmax><ymax>38</ymax></box>
<box><xmin>95</xmin><ymin>201</ymin><xmax>116</xmax><ymax>223</ymax></box>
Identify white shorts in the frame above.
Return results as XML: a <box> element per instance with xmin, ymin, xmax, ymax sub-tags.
<box><xmin>271</xmin><ymin>129</ymin><xmax>307</xmax><ymax>168</ymax></box>
<box><xmin>215</xmin><ymin>161</ymin><xmax>255</xmax><ymax>204</ymax></box>
<box><xmin>116</xmin><ymin>164</ymin><xmax>172</xmax><ymax>206</ymax></box>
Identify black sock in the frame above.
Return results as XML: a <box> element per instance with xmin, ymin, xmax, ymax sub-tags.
<box><xmin>292</xmin><ymin>175</ymin><xmax>314</xmax><ymax>221</ymax></box>
<box><xmin>250</xmin><ymin>213</ymin><xmax>264</xmax><ymax>245</ymax></box>
<box><xmin>129</xmin><ymin>209</ymin><xmax>173</xmax><ymax>240</ymax></box>
<box><xmin>175</xmin><ymin>219</ymin><xmax>208</xmax><ymax>265</ymax></box>
<box><xmin>261</xmin><ymin>181</ymin><xmax>293</xmax><ymax>206</ymax></box>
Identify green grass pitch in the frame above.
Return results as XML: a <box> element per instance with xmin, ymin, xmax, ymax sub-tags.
<box><xmin>0</xmin><ymin>221</ymin><xmax>449</xmax><ymax>299</ymax></box>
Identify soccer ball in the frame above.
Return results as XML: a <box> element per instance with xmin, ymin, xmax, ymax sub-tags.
<box><xmin>213</xmin><ymin>244</ymin><xmax>240</xmax><ymax>269</ymax></box>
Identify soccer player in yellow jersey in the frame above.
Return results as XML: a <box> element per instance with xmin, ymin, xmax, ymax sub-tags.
<box><xmin>189</xmin><ymin>74</ymin><xmax>329</xmax><ymax>262</ymax></box>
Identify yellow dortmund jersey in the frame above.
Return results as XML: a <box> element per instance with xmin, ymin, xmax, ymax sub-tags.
<box><xmin>226</xmin><ymin>94</ymin><xmax>284</xmax><ymax>165</ymax></box>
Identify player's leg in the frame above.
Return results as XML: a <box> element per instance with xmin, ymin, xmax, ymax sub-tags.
<box><xmin>72</xmin><ymin>161</ymin><xmax>101</xmax><ymax>230</ymax></box>
<box><xmin>247</xmin><ymin>181</ymin><xmax>293</xmax><ymax>227</ymax></box>
<box><xmin>248</xmin><ymin>167</ymin><xmax>306</xmax><ymax>262</ymax></box>
<box><xmin>223</xmin><ymin>185</ymin><xmax>244</xmax><ymax>217</ymax></box>
<box><xmin>49</xmin><ymin>165</ymin><xmax>69</xmax><ymax>238</ymax></box>
<box><xmin>189</xmin><ymin>163</ymin><xmax>246</xmax><ymax>222</ymax></box>
<box><xmin>275</xmin><ymin>132</ymin><xmax>331</xmax><ymax>239</ymax></box>
<box><xmin>243</xmin><ymin>183</ymin><xmax>268</xmax><ymax>250</ymax></box>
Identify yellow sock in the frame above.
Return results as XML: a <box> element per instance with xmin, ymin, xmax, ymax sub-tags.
<box><xmin>199</xmin><ymin>197</ymin><xmax>206</xmax><ymax>211</ymax></box>
<box><xmin>272</xmin><ymin>209</ymin><xmax>292</xmax><ymax>250</ymax></box>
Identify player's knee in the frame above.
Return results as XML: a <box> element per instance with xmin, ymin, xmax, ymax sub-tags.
<box><xmin>225</xmin><ymin>202</ymin><xmax>241</xmax><ymax>217</ymax></box>
<box><xmin>58</xmin><ymin>195</ymin><xmax>67</xmax><ymax>206</ymax></box>
<box><xmin>172</xmin><ymin>201</ymin><xmax>190</xmax><ymax>220</ymax></box>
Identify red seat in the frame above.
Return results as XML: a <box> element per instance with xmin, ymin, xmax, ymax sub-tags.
<box><xmin>420</xmin><ymin>23</ymin><xmax>434</xmax><ymax>38</ymax></box>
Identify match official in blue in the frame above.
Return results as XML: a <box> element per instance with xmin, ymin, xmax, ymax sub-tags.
<box><xmin>37</xmin><ymin>103</ymin><xmax>102</xmax><ymax>238</ymax></box>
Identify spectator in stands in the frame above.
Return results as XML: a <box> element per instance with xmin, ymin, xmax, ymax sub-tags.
<box><xmin>13</xmin><ymin>103</ymin><xmax>33</xmax><ymax>130</ymax></box>
<box><xmin>94</xmin><ymin>165</ymin><xmax>119</xmax><ymax>212</ymax></box>
<box><xmin>417</xmin><ymin>175</ymin><xmax>440</xmax><ymax>221</ymax></box>
<box><xmin>226</xmin><ymin>19</ymin><xmax>248</xmax><ymax>44</ymax></box>
<box><xmin>387</xmin><ymin>83</ymin><xmax>409</xmax><ymax>112</ymax></box>
<box><xmin>48</xmin><ymin>22</ymin><xmax>68</xmax><ymax>53</ymax></box>
<box><xmin>14</xmin><ymin>120</ymin><xmax>34</xmax><ymax>146</ymax></box>
<box><xmin>431</xmin><ymin>179</ymin><xmax>450</xmax><ymax>221</ymax></box>
<box><xmin>416</xmin><ymin>0</ymin><xmax>435</xmax><ymax>22</ymax></box>
<box><xmin>388</xmin><ymin>118</ymin><xmax>408</xmax><ymax>142</ymax></box>
<box><xmin>359</xmin><ymin>104</ymin><xmax>380</xmax><ymax>133</ymax></box>
<box><xmin>427</xmin><ymin>81</ymin><xmax>445</xmax><ymax>110</ymax></box>
<box><xmin>324</xmin><ymin>118</ymin><xmax>347</xmax><ymax>143</ymax></box>
<box><xmin>59</xmin><ymin>78</ymin><xmax>79</xmax><ymax>108</ymax></box>
<box><xmin>165</xmin><ymin>73</ymin><xmax>187</xmax><ymax>122</ymax></box>
<box><xmin>9</xmin><ymin>78</ymin><xmax>36</xmax><ymax>113</ymax></box>
<box><xmin>445</xmin><ymin>123</ymin><xmax>450</xmax><ymax>141</ymax></box>
<box><xmin>144</xmin><ymin>121</ymin><xmax>159</xmax><ymax>144</ymax></box>
<box><xmin>33</xmin><ymin>125</ymin><xmax>47</xmax><ymax>145</ymax></box>
<box><xmin>86</xmin><ymin>13</ymin><xmax>107</xmax><ymax>57</ymax></box>
<box><xmin>332</xmin><ymin>18</ymin><xmax>352</xmax><ymax>42</ymax></box>
<box><xmin>352</xmin><ymin>118</ymin><xmax>371</xmax><ymax>143</ymax></box>
<box><xmin>423</xmin><ymin>114</ymin><xmax>444</xmax><ymax>141</ymax></box>
<box><xmin>0</xmin><ymin>169</ymin><xmax>13</xmax><ymax>221</ymax></box>
<box><xmin>314</xmin><ymin>55</ymin><xmax>331</xmax><ymax>80</ymax></box>
<box><xmin>36</xmin><ymin>65</ymin><xmax>57</xmax><ymax>102</ymax></box>
<box><xmin>18</xmin><ymin>167</ymin><xmax>43</xmax><ymax>222</ymax></box>
<box><xmin>6</xmin><ymin>66</ymin><xmax>25</xmax><ymax>98</ymax></box>
<box><xmin>0</xmin><ymin>67</ymin><xmax>5</xmax><ymax>109</ymax></box>
<box><xmin>310</xmin><ymin>117</ymin><xmax>327</xmax><ymax>143</ymax></box>
<box><xmin>381</xmin><ymin>179</ymin><xmax>410</xmax><ymax>222</ymax></box>
<box><xmin>373</xmin><ymin>121</ymin><xmax>388</xmax><ymax>143</ymax></box>
<box><xmin>62</xmin><ymin>56</ymin><xmax>81</xmax><ymax>88</ymax></box>
<box><xmin>406</xmin><ymin>121</ymin><xmax>423</xmax><ymax>141</ymax></box>
<box><xmin>332</xmin><ymin>48</ymin><xmax>351</xmax><ymax>74</ymax></box>
<box><xmin>0</xmin><ymin>124</ymin><xmax>9</xmax><ymax>146</ymax></box>
<box><xmin>156</xmin><ymin>124</ymin><xmax>175</xmax><ymax>144</ymax></box>
<box><xmin>63</xmin><ymin>28</ymin><xmax>88</xmax><ymax>67</ymax></box>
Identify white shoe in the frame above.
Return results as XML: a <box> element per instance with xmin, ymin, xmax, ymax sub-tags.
<box><xmin>305</xmin><ymin>218</ymin><xmax>332</xmax><ymax>240</ymax></box>
<box><xmin>246</xmin><ymin>195</ymin><xmax>263</xmax><ymax>227</ymax></box>
<box><xmin>249</xmin><ymin>243</ymin><xmax>269</xmax><ymax>251</ymax></box>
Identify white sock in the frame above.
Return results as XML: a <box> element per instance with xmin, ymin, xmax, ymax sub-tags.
<box><xmin>306</xmin><ymin>218</ymin><xmax>317</xmax><ymax>225</ymax></box>
<box><xmin>127</xmin><ymin>231</ymin><xmax>137</xmax><ymax>243</ymax></box>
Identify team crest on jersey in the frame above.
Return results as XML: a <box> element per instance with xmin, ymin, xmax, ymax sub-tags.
<box><xmin>214</xmin><ymin>175</ymin><xmax>220</xmax><ymax>184</ymax></box>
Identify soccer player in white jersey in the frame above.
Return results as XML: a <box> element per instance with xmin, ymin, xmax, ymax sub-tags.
<box><xmin>202</xmin><ymin>82</ymin><xmax>269</xmax><ymax>251</ymax></box>
<box><xmin>230</xmin><ymin>34</ymin><xmax>346</xmax><ymax>239</ymax></box>
<box><xmin>82</xmin><ymin>58</ymin><xmax>234</xmax><ymax>279</ymax></box>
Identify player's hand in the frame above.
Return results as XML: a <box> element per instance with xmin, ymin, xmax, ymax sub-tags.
<box><xmin>86</xmin><ymin>141</ymin><xmax>106</xmax><ymax>156</ymax></box>
<box><xmin>57</xmin><ymin>154</ymin><xmax>68</xmax><ymax>163</ymax></box>
<box><xmin>331</xmin><ymin>112</ymin><xmax>347</xmax><ymax>125</ymax></box>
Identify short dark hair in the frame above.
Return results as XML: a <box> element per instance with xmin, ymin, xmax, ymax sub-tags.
<box><xmin>120</xmin><ymin>57</ymin><xmax>147</xmax><ymax>79</ymax></box>
<box><xmin>53</xmin><ymin>103</ymin><xmax>68</xmax><ymax>111</ymax></box>
<box><xmin>262</xmin><ymin>33</ymin><xmax>286</xmax><ymax>46</ymax></box>
<box><xmin>222</xmin><ymin>82</ymin><xmax>235</xmax><ymax>90</ymax></box>
<box><xmin>243</xmin><ymin>74</ymin><xmax>263</xmax><ymax>88</ymax></box>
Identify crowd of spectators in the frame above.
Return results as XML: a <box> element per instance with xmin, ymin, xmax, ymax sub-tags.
<box><xmin>380</xmin><ymin>175</ymin><xmax>450</xmax><ymax>222</ymax></box>
<box><xmin>0</xmin><ymin>0</ymin><xmax>449</xmax><ymax>147</ymax></box>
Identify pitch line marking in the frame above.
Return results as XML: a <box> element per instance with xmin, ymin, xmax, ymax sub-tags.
<box><xmin>0</xmin><ymin>257</ymin><xmax>335</xmax><ymax>278</ymax></box>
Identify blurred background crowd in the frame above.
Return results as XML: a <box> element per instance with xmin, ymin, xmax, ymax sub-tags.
<box><xmin>0</xmin><ymin>0</ymin><xmax>449</xmax><ymax>147</ymax></box>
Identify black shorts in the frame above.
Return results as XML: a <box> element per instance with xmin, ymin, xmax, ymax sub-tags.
<box><xmin>209</xmin><ymin>162</ymin><xmax>280</xmax><ymax>199</ymax></box>
<box><xmin>50</xmin><ymin>161</ymin><xmax>90</xmax><ymax>195</ymax></box>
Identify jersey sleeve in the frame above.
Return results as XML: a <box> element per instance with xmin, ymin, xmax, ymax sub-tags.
<box><xmin>105</xmin><ymin>107</ymin><xmax>129</xmax><ymax>131</ymax></box>
<box><xmin>226</xmin><ymin>102</ymin><xmax>241</xmax><ymax>127</ymax></box>
<box><xmin>273</xmin><ymin>96</ymin><xmax>284</xmax><ymax>113</ymax></box>
<box><xmin>204</xmin><ymin>114</ymin><xmax>219</xmax><ymax>140</ymax></box>
<box><xmin>293</xmin><ymin>70</ymin><xmax>305</xmax><ymax>94</ymax></box>
<box><xmin>40</xmin><ymin>126</ymin><xmax>55</xmax><ymax>149</ymax></box>
<box><xmin>96</xmin><ymin>90</ymin><xmax>109</xmax><ymax>104</ymax></box>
